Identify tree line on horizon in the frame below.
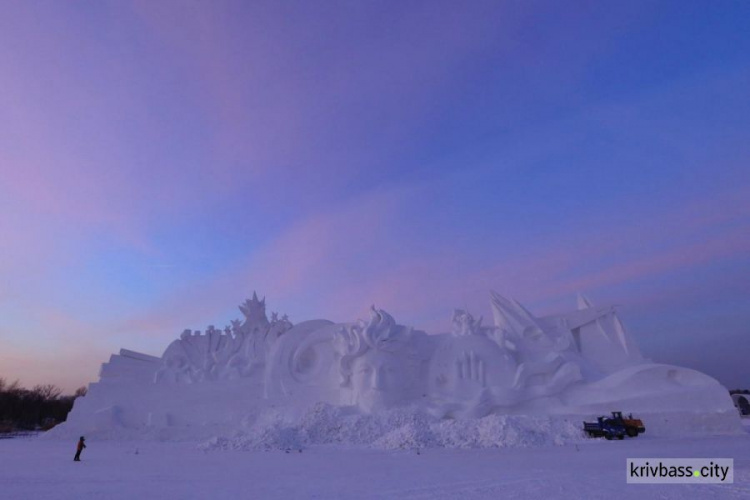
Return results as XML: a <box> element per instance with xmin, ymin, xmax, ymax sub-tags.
<box><xmin>0</xmin><ymin>378</ymin><xmax>87</xmax><ymax>433</ymax></box>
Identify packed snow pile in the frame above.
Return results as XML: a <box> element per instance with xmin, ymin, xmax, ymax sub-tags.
<box><xmin>198</xmin><ymin>403</ymin><xmax>586</xmax><ymax>451</ymax></box>
<box><xmin>52</xmin><ymin>291</ymin><xmax>740</xmax><ymax>441</ymax></box>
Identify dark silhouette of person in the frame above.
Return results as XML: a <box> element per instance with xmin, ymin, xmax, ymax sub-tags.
<box><xmin>74</xmin><ymin>436</ymin><xmax>86</xmax><ymax>461</ymax></box>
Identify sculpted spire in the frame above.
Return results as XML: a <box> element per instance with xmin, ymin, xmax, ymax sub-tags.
<box><xmin>489</xmin><ymin>291</ymin><xmax>540</xmax><ymax>338</ymax></box>
<box><xmin>577</xmin><ymin>293</ymin><xmax>593</xmax><ymax>310</ymax></box>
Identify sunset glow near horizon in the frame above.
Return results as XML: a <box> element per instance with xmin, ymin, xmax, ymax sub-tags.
<box><xmin>1</xmin><ymin>1</ymin><xmax>749</xmax><ymax>393</ymax></box>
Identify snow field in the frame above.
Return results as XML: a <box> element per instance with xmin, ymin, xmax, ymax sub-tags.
<box><xmin>2</xmin><ymin>430</ymin><xmax>749</xmax><ymax>500</ymax></box>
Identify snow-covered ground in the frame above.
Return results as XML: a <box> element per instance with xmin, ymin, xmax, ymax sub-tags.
<box><xmin>1</xmin><ymin>426</ymin><xmax>748</xmax><ymax>499</ymax></box>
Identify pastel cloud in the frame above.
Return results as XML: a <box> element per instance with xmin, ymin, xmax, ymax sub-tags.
<box><xmin>110</xmin><ymin>177</ymin><xmax>749</xmax><ymax>338</ymax></box>
<box><xmin>1</xmin><ymin>1</ymin><xmax>749</xmax><ymax>392</ymax></box>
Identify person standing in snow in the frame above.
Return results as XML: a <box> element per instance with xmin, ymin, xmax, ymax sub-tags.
<box><xmin>74</xmin><ymin>436</ymin><xmax>86</xmax><ymax>461</ymax></box>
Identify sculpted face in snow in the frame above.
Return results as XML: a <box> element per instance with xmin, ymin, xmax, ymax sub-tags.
<box><xmin>335</xmin><ymin>307</ymin><xmax>421</xmax><ymax>413</ymax></box>
<box><xmin>350</xmin><ymin>349</ymin><xmax>404</xmax><ymax>413</ymax></box>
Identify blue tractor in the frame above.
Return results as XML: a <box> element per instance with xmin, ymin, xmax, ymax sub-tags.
<box><xmin>583</xmin><ymin>416</ymin><xmax>626</xmax><ymax>440</ymax></box>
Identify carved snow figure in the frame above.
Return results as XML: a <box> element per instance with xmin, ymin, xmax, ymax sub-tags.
<box><xmin>264</xmin><ymin>312</ymin><xmax>293</xmax><ymax>357</ymax></box>
<box><xmin>154</xmin><ymin>331</ymin><xmax>199</xmax><ymax>383</ymax></box>
<box><xmin>223</xmin><ymin>293</ymin><xmax>284</xmax><ymax>379</ymax></box>
<box><xmin>155</xmin><ymin>293</ymin><xmax>292</xmax><ymax>382</ymax></box>
<box><xmin>155</xmin><ymin>330</ymin><xmax>204</xmax><ymax>383</ymax></box>
<box><xmin>429</xmin><ymin>309</ymin><xmax>519</xmax><ymax>417</ymax></box>
<box><xmin>489</xmin><ymin>292</ymin><xmax>582</xmax><ymax>398</ymax></box>
<box><xmin>451</xmin><ymin>309</ymin><xmax>485</xmax><ymax>336</ymax></box>
<box><xmin>234</xmin><ymin>293</ymin><xmax>270</xmax><ymax>362</ymax></box>
<box><xmin>334</xmin><ymin>307</ymin><xmax>426</xmax><ymax>413</ymax></box>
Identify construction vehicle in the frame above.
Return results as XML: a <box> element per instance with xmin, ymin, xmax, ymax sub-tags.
<box><xmin>609</xmin><ymin>411</ymin><xmax>645</xmax><ymax>437</ymax></box>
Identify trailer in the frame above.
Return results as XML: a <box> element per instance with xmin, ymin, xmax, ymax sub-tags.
<box><xmin>583</xmin><ymin>416</ymin><xmax>626</xmax><ymax>440</ymax></box>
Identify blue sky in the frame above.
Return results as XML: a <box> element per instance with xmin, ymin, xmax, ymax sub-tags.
<box><xmin>0</xmin><ymin>1</ymin><xmax>748</xmax><ymax>391</ymax></box>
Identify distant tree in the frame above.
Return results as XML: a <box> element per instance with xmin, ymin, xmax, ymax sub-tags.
<box><xmin>74</xmin><ymin>386</ymin><xmax>88</xmax><ymax>398</ymax></box>
<box><xmin>5</xmin><ymin>379</ymin><xmax>21</xmax><ymax>394</ymax></box>
<box><xmin>0</xmin><ymin>381</ymin><xmax>80</xmax><ymax>432</ymax></box>
<box><xmin>32</xmin><ymin>384</ymin><xmax>62</xmax><ymax>401</ymax></box>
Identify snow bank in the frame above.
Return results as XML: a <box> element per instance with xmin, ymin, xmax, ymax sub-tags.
<box><xmin>633</xmin><ymin>410</ymin><xmax>743</xmax><ymax>438</ymax></box>
<box><xmin>199</xmin><ymin>403</ymin><xmax>587</xmax><ymax>451</ymax></box>
<box><xmin>198</xmin><ymin>404</ymin><xmax>743</xmax><ymax>452</ymax></box>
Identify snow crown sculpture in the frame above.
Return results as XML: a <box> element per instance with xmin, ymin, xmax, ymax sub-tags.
<box><xmin>334</xmin><ymin>307</ymin><xmax>412</xmax><ymax>382</ymax></box>
<box><xmin>61</xmin><ymin>291</ymin><xmax>734</xmax><ymax>438</ymax></box>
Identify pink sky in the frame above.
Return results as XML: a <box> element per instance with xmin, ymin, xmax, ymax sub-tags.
<box><xmin>1</xmin><ymin>1</ymin><xmax>749</xmax><ymax>392</ymax></box>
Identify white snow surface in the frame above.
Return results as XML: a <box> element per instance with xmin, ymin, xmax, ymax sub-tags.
<box><xmin>2</xmin><ymin>429</ymin><xmax>749</xmax><ymax>499</ymax></box>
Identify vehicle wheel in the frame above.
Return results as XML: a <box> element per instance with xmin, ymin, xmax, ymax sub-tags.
<box><xmin>618</xmin><ymin>434</ymin><xmax>624</xmax><ymax>440</ymax></box>
<box><xmin>605</xmin><ymin>434</ymin><xmax>612</xmax><ymax>440</ymax></box>
<box><xmin>626</xmin><ymin>428</ymin><xmax>638</xmax><ymax>437</ymax></box>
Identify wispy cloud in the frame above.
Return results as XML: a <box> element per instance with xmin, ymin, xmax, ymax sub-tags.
<box><xmin>1</xmin><ymin>1</ymin><xmax>749</xmax><ymax>391</ymax></box>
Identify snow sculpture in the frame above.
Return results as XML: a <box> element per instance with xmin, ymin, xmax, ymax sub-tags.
<box><xmin>263</xmin><ymin>319</ymin><xmax>339</xmax><ymax>407</ymax></box>
<box><xmin>55</xmin><ymin>290</ymin><xmax>737</xmax><ymax>440</ymax></box>
<box><xmin>450</xmin><ymin>309</ymin><xmax>485</xmax><ymax>336</ymax></box>
<box><xmin>333</xmin><ymin>307</ymin><xmax>429</xmax><ymax>413</ymax></box>
<box><xmin>429</xmin><ymin>309</ymin><xmax>519</xmax><ymax>417</ymax></box>
<box><xmin>427</xmin><ymin>299</ymin><xmax>585</xmax><ymax>418</ymax></box>
<box><xmin>488</xmin><ymin>292</ymin><xmax>583</xmax><ymax>399</ymax></box>
<box><xmin>154</xmin><ymin>292</ymin><xmax>292</xmax><ymax>383</ymax></box>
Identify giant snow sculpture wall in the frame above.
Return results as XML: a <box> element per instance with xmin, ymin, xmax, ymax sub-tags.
<box><xmin>57</xmin><ymin>291</ymin><xmax>736</xmax><ymax>439</ymax></box>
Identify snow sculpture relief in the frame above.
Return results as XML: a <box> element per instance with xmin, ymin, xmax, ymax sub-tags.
<box><xmin>487</xmin><ymin>292</ymin><xmax>583</xmax><ymax>401</ymax></box>
<box><xmin>59</xmin><ymin>290</ymin><xmax>736</xmax><ymax>437</ymax></box>
<box><xmin>334</xmin><ymin>307</ymin><xmax>429</xmax><ymax>413</ymax></box>
<box><xmin>155</xmin><ymin>292</ymin><xmax>292</xmax><ymax>383</ymax></box>
<box><xmin>429</xmin><ymin>309</ymin><xmax>520</xmax><ymax>417</ymax></box>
